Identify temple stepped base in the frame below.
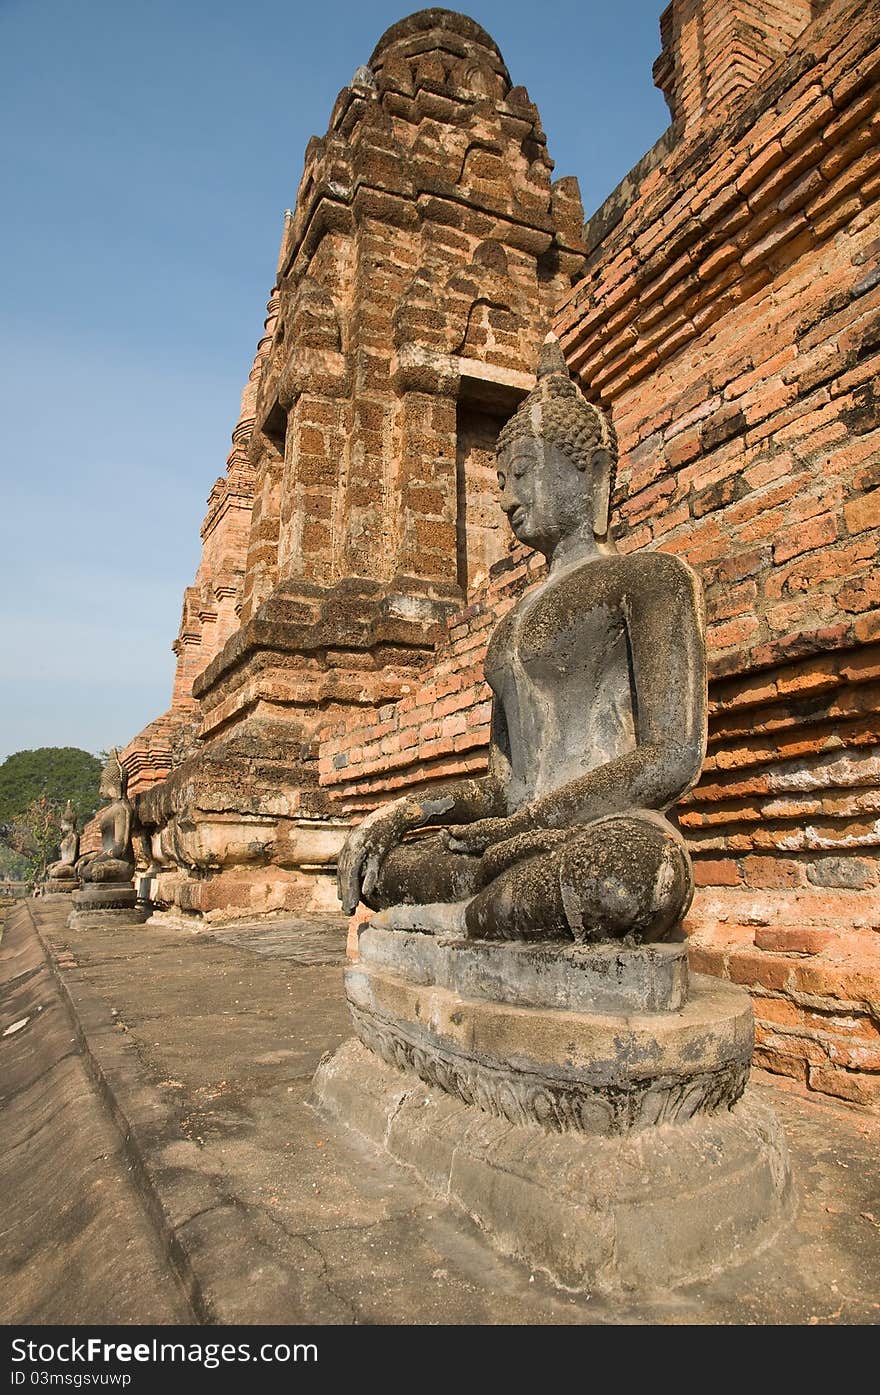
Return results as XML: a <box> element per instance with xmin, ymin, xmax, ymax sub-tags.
<box><xmin>314</xmin><ymin>1039</ymin><xmax>793</xmax><ymax>1295</ymax></box>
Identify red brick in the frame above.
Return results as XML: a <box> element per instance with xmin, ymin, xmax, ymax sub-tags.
<box><xmin>773</xmin><ymin>512</ymin><xmax>839</xmax><ymax>563</ymax></box>
<box><xmin>707</xmin><ymin>615</ymin><xmax>760</xmax><ymax>650</ymax></box>
<box><xmin>726</xmin><ymin>947</ymin><xmax>792</xmax><ymax>992</ymax></box>
<box><xmin>844</xmin><ymin>488</ymin><xmax>880</xmax><ymax>535</ymax></box>
<box><xmin>754</xmin><ymin>927</ymin><xmax>838</xmax><ymax>955</ymax></box>
<box><xmin>743</xmin><ymin>857</ymin><xmax>808</xmax><ymax>890</ymax></box>
<box><xmin>753</xmin><ymin>1046</ymin><xmax>807</xmax><ymax>1082</ymax></box>
<box><xmin>693</xmin><ymin>858</ymin><xmax>741</xmax><ymax>887</ymax></box>
<box><xmin>854</xmin><ymin>611</ymin><xmax>880</xmax><ymax>643</ymax></box>
<box><xmin>807</xmin><ymin>1065</ymin><xmax>880</xmax><ymax>1106</ymax></box>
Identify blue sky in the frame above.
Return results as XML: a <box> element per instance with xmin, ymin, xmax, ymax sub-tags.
<box><xmin>0</xmin><ymin>0</ymin><xmax>670</xmax><ymax>763</ymax></box>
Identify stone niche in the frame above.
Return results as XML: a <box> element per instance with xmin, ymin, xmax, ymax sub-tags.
<box><xmin>131</xmin><ymin>8</ymin><xmax>588</xmax><ymax>925</ymax></box>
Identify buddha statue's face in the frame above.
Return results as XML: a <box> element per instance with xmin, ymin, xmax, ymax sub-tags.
<box><xmin>496</xmin><ymin>435</ymin><xmax>592</xmax><ymax>558</ymax></box>
<box><xmin>99</xmin><ymin>766</ymin><xmax>123</xmax><ymax>801</ymax></box>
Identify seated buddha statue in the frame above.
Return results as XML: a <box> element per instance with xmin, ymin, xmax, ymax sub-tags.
<box><xmin>337</xmin><ymin>338</ymin><xmax>707</xmax><ymax>944</ymax></box>
<box><xmin>76</xmin><ymin>750</ymin><xmax>136</xmax><ymax>885</ymax></box>
<box><xmin>45</xmin><ymin>801</ymin><xmax>80</xmax><ymax>882</ymax></box>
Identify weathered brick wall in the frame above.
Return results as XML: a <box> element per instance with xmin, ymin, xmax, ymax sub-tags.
<box><xmin>654</xmin><ymin>0</ymin><xmax>814</xmax><ymax>133</ymax></box>
<box><xmin>319</xmin><ymin>543</ymin><xmax>540</xmax><ymax>809</ymax></box>
<box><xmin>320</xmin><ymin>0</ymin><xmax>880</xmax><ymax>1106</ymax></box>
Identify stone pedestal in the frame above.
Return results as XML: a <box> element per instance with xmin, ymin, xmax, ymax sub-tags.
<box><xmin>314</xmin><ymin>923</ymin><xmax>793</xmax><ymax>1294</ymax></box>
<box><xmin>43</xmin><ymin>879</ymin><xmax>79</xmax><ymax>895</ymax></box>
<box><xmin>68</xmin><ymin>884</ymin><xmax>147</xmax><ymax>930</ymax></box>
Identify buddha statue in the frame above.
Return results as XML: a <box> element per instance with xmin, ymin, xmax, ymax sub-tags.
<box><xmin>337</xmin><ymin>337</ymin><xmax>707</xmax><ymax>943</ymax></box>
<box><xmin>76</xmin><ymin>749</ymin><xmax>135</xmax><ymax>885</ymax></box>
<box><xmin>45</xmin><ymin>801</ymin><xmax>80</xmax><ymax>885</ymax></box>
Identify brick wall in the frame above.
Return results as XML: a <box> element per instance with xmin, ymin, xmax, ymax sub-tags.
<box><xmin>555</xmin><ymin>0</ymin><xmax>879</xmax><ymax>1104</ymax></box>
<box><xmin>319</xmin><ymin>543</ymin><xmax>541</xmax><ymax>809</ymax></box>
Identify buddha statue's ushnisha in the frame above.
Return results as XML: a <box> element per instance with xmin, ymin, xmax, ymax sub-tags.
<box><xmin>338</xmin><ymin>337</ymin><xmax>707</xmax><ymax>943</ymax></box>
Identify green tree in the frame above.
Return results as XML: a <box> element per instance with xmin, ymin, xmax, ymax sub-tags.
<box><xmin>7</xmin><ymin>797</ymin><xmax>62</xmax><ymax>882</ymax></box>
<box><xmin>0</xmin><ymin>747</ymin><xmax>103</xmax><ymax>827</ymax></box>
<box><xmin>0</xmin><ymin>842</ymin><xmax>28</xmax><ymax>880</ymax></box>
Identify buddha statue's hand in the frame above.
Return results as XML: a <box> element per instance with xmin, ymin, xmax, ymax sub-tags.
<box><xmin>443</xmin><ymin>814</ymin><xmax>525</xmax><ymax>855</ymax></box>
<box><xmin>337</xmin><ymin>800</ymin><xmax>418</xmax><ymax>914</ymax></box>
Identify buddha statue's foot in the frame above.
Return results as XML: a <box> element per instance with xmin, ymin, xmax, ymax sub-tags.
<box><xmin>46</xmin><ymin>863</ymin><xmax>76</xmax><ymax>880</ymax></box>
<box><xmin>363</xmin><ymin>815</ymin><xmax>692</xmax><ymax>945</ymax></box>
<box><xmin>371</xmin><ymin>901</ymin><xmax>469</xmax><ymax>937</ymax></box>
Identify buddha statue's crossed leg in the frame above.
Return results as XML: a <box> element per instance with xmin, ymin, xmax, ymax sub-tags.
<box><xmin>464</xmin><ymin>811</ymin><xmax>693</xmax><ymax>943</ymax></box>
<box><xmin>81</xmin><ymin>856</ymin><xmax>135</xmax><ymax>884</ymax></box>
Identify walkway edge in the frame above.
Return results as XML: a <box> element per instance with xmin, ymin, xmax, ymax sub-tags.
<box><xmin>28</xmin><ymin>902</ymin><xmax>219</xmax><ymax>1324</ymax></box>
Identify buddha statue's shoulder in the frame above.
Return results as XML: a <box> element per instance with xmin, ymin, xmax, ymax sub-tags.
<box><xmin>516</xmin><ymin>553</ymin><xmax>700</xmax><ymax>637</ymax></box>
<box><xmin>545</xmin><ymin>549</ymin><xmax>697</xmax><ymax>599</ymax></box>
<box><xmin>610</xmin><ymin>548</ymin><xmax>701</xmax><ymax>590</ymax></box>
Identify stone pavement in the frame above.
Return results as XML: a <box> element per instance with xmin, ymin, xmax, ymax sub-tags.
<box><xmin>1</xmin><ymin>897</ymin><xmax>878</xmax><ymax>1325</ymax></box>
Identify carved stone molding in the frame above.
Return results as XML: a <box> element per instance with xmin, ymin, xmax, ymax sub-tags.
<box><xmin>349</xmin><ymin>1000</ymin><xmax>749</xmax><ymax>1136</ymax></box>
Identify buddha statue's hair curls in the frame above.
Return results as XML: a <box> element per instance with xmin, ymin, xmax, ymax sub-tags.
<box><xmin>100</xmin><ymin>747</ymin><xmax>128</xmax><ymax>798</ymax></box>
<box><xmin>497</xmin><ymin>337</ymin><xmax>617</xmax><ymax>502</ymax></box>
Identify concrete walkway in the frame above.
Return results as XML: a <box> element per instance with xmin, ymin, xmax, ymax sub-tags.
<box><xmin>2</xmin><ymin>897</ymin><xmax>878</xmax><ymax>1325</ymax></box>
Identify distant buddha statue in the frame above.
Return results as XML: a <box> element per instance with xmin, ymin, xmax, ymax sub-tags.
<box><xmin>338</xmin><ymin>337</ymin><xmax>707</xmax><ymax>942</ymax></box>
<box><xmin>45</xmin><ymin>801</ymin><xmax>80</xmax><ymax>884</ymax></box>
<box><xmin>77</xmin><ymin>750</ymin><xmax>135</xmax><ymax>885</ymax></box>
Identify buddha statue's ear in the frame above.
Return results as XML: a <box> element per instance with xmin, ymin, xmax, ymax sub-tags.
<box><xmin>591</xmin><ymin>446</ymin><xmax>612</xmax><ymax>537</ymax></box>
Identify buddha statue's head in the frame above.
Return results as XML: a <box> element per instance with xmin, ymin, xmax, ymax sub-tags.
<box><xmin>496</xmin><ymin>336</ymin><xmax>617</xmax><ymax>560</ymax></box>
<box><xmin>99</xmin><ymin>749</ymin><xmax>127</xmax><ymax>802</ymax></box>
<box><xmin>61</xmin><ymin>800</ymin><xmax>77</xmax><ymax>832</ymax></box>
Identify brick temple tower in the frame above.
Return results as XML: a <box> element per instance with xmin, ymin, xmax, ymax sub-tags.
<box><xmin>129</xmin><ymin>9</ymin><xmax>587</xmax><ymax>919</ymax></box>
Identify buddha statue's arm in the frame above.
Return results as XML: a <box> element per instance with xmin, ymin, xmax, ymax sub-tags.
<box><xmin>336</xmin><ymin>705</ymin><xmax>512</xmax><ymax>914</ymax></box>
<box><xmin>108</xmin><ymin>800</ymin><xmax>133</xmax><ymax>858</ymax></box>
<box><xmin>447</xmin><ymin>556</ymin><xmax>707</xmax><ymax>851</ymax></box>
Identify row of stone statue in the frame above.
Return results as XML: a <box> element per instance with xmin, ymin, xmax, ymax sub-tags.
<box><xmin>44</xmin><ymin>751</ymin><xmax>135</xmax><ymax>892</ymax></box>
